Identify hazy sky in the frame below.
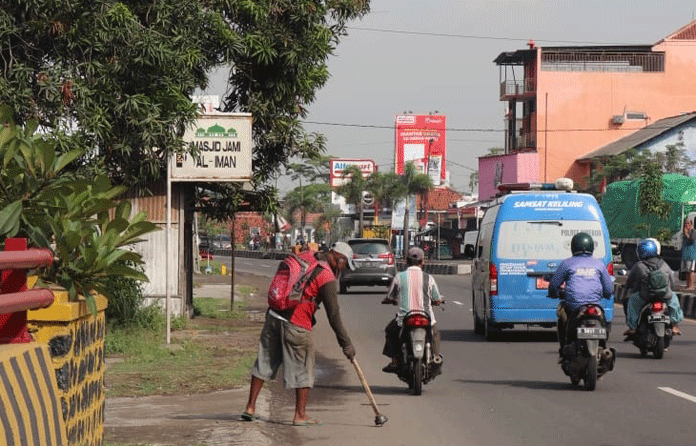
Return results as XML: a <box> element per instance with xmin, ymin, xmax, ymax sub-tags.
<box><xmin>200</xmin><ymin>1</ymin><xmax>696</xmax><ymax>193</ymax></box>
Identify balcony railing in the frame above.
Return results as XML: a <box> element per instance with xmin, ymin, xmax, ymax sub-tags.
<box><xmin>499</xmin><ymin>78</ymin><xmax>536</xmax><ymax>97</ymax></box>
<box><xmin>516</xmin><ymin>133</ymin><xmax>536</xmax><ymax>150</ymax></box>
<box><xmin>540</xmin><ymin>51</ymin><xmax>665</xmax><ymax>73</ymax></box>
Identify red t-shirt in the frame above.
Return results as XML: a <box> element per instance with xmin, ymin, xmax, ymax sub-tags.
<box><xmin>288</xmin><ymin>251</ymin><xmax>336</xmax><ymax>330</ymax></box>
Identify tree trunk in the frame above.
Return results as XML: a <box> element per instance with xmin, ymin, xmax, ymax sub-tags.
<box><xmin>403</xmin><ymin>197</ymin><xmax>410</xmax><ymax>258</ymax></box>
<box><xmin>358</xmin><ymin>203</ymin><xmax>364</xmax><ymax>238</ymax></box>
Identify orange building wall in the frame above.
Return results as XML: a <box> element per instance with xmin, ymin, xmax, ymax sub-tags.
<box><xmin>534</xmin><ymin>39</ymin><xmax>696</xmax><ymax>185</ymax></box>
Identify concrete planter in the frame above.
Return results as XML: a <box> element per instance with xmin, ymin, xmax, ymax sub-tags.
<box><xmin>27</xmin><ymin>288</ymin><xmax>108</xmax><ymax>446</ymax></box>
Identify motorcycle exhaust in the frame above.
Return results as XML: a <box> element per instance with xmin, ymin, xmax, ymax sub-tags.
<box><xmin>601</xmin><ymin>348</ymin><xmax>616</xmax><ymax>372</ymax></box>
<box><xmin>433</xmin><ymin>354</ymin><xmax>443</xmax><ymax>365</ymax></box>
<box><xmin>601</xmin><ymin>348</ymin><xmax>613</xmax><ymax>362</ymax></box>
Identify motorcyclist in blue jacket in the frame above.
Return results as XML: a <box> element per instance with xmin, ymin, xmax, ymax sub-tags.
<box><xmin>548</xmin><ymin>232</ymin><xmax>614</xmax><ymax>359</ymax></box>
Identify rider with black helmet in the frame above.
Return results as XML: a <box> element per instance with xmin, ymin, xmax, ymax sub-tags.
<box><xmin>549</xmin><ymin>232</ymin><xmax>614</xmax><ymax>358</ymax></box>
<box><xmin>623</xmin><ymin>238</ymin><xmax>683</xmax><ymax>337</ymax></box>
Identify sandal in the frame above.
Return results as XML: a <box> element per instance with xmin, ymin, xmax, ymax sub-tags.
<box><xmin>293</xmin><ymin>418</ymin><xmax>321</xmax><ymax>426</ymax></box>
<box><xmin>240</xmin><ymin>411</ymin><xmax>259</xmax><ymax>421</ymax></box>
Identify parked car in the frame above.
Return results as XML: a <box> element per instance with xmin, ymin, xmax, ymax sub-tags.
<box><xmin>198</xmin><ymin>235</ymin><xmax>214</xmax><ymax>260</ymax></box>
<box><xmin>212</xmin><ymin>234</ymin><xmax>232</xmax><ymax>250</ymax></box>
<box><xmin>339</xmin><ymin>238</ymin><xmax>396</xmax><ymax>294</ymax></box>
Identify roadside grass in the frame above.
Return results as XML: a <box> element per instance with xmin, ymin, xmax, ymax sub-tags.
<box><xmin>197</xmin><ymin>258</ymin><xmax>225</xmax><ymax>275</ymax></box>
<box><xmin>105</xmin><ymin>286</ymin><xmax>260</xmax><ymax>398</ymax></box>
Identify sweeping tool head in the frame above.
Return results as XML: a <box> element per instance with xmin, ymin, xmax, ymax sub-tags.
<box><xmin>375</xmin><ymin>414</ymin><xmax>388</xmax><ymax>426</ymax></box>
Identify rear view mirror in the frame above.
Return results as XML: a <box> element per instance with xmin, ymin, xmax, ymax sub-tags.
<box><xmin>464</xmin><ymin>244</ymin><xmax>475</xmax><ymax>259</ymax></box>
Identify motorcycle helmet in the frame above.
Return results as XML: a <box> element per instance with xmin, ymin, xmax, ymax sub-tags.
<box><xmin>636</xmin><ymin>238</ymin><xmax>659</xmax><ymax>260</ymax></box>
<box><xmin>570</xmin><ymin>232</ymin><xmax>594</xmax><ymax>255</ymax></box>
<box><xmin>645</xmin><ymin>237</ymin><xmax>661</xmax><ymax>255</ymax></box>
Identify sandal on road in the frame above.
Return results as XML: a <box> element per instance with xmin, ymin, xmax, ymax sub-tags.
<box><xmin>293</xmin><ymin>418</ymin><xmax>321</xmax><ymax>427</ymax></box>
<box><xmin>240</xmin><ymin>412</ymin><xmax>259</xmax><ymax>421</ymax></box>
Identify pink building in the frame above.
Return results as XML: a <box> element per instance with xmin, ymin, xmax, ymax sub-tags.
<box><xmin>480</xmin><ymin>19</ymin><xmax>696</xmax><ymax>200</ymax></box>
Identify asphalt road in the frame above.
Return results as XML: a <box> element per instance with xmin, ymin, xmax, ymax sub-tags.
<box><xmin>227</xmin><ymin>257</ymin><xmax>696</xmax><ymax>446</ymax></box>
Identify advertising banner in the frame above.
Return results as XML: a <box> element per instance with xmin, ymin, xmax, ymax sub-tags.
<box><xmin>391</xmin><ymin>196</ymin><xmax>419</xmax><ymax>231</ymax></box>
<box><xmin>394</xmin><ymin>114</ymin><xmax>447</xmax><ymax>186</ymax></box>
<box><xmin>330</xmin><ymin>159</ymin><xmax>376</xmax><ymax>187</ymax></box>
<box><xmin>171</xmin><ymin>113</ymin><xmax>253</xmax><ymax>181</ymax></box>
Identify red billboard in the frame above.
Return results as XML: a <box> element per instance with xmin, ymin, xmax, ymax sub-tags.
<box><xmin>394</xmin><ymin>114</ymin><xmax>447</xmax><ymax>186</ymax></box>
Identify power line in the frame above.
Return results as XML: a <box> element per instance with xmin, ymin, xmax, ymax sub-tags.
<box><xmin>302</xmin><ymin>119</ymin><xmax>673</xmax><ymax>133</ymax></box>
<box><xmin>446</xmin><ymin>159</ymin><xmax>477</xmax><ymax>172</ymax></box>
<box><xmin>347</xmin><ymin>26</ymin><xmax>624</xmax><ymax>45</ymax></box>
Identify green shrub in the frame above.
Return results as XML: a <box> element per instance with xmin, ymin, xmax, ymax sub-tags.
<box><xmin>105</xmin><ymin>263</ymin><xmax>146</xmax><ymax>327</ymax></box>
<box><xmin>0</xmin><ymin>105</ymin><xmax>159</xmax><ymax>313</ymax></box>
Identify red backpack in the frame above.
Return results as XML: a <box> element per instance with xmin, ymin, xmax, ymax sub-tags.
<box><xmin>268</xmin><ymin>253</ymin><xmax>324</xmax><ymax>312</ymax></box>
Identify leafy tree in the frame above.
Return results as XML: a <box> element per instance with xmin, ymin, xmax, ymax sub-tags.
<box><xmin>366</xmin><ymin>170</ymin><xmax>401</xmax><ymax>225</ymax></box>
<box><xmin>216</xmin><ymin>2</ymin><xmax>370</xmax><ymax>183</ymax></box>
<box><xmin>336</xmin><ymin>165</ymin><xmax>367</xmax><ymax>237</ymax></box>
<box><xmin>0</xmin><ymin>0</ymin><xmax>370</xmax><ymax>200</ymax></box>
<box><xmin>285</xmin><ymin>155</ymin><xmax>335</xmax><ymax>185</ymax></box>
<box><xmin>637</xmin><ymin>161</ymin><xmax>670</xmax><ymax>239</ymax></box>
<box><xmin>313</xmin><ymin>203</ymin><xmax>341</xmax><ymax>245</ymax></box>
<box><xmin>0</xmin><ymin>0</ymin><xmax>237</xmax><ymax>190</ymax></box>
<box><xmin>391</xmin><ymin>162</ymin><xmax>433</xmax><ymax>255</ymax></box>
<box><xmin>0</xmin><ymin>105</ymin><xmax>158</xmax><ymax>312</ymax></box>
<box><xmin>283</xmin><ymin>183</ymin><xmax>331</xmax><ymax>240</ymax></box>
<box><xmin>587</xmin><ymin>144</ymin><xmax>696</xmax><ymax>197</ymax></box>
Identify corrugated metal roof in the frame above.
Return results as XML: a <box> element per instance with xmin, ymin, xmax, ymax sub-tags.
<box><xmin>578</xmin><ymin>112</ymin><xmax>696</xmax><ymax>160</ymax></box>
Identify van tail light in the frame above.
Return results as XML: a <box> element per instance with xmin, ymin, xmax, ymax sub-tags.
<box><xmin>606</xmin><ymin>262</ymin><xmax>613</xmax><ymax>276</ymax></box>
<box><xmin>652</xmin><ymin>301</ymin><xmax>664</xmax><ymax>312</ymax></box>
<box><xmin>379</xmin><ymin>253</ymin><xmax>395</xmax><ymax>265</ymax></box>
<box><xmin>405</xmin><ymin>314</ymin><xmax>430</xmax><ymax>327</ymax></box>
<box><xmin>490</xmin><ymin>264</ymin><xmax>498</xmax><ymax>296</ymax></box>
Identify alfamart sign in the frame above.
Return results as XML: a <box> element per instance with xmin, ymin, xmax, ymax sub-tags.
<box><xmin>171</xmin><ymin>112</ymin><xmax>253</xmax><ymax>181</ymax></box>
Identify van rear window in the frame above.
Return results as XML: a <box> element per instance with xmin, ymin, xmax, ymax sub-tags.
<box><xmin>497</xmin><ymin>220</ymin><xmax>606</xmax><ymax>259</ymax></box>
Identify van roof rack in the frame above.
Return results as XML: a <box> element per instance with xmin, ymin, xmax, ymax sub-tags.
<box><xmin>497</xmin><ymin>178</ymin><xmax>574</xmax><ymax>195</ymax></box>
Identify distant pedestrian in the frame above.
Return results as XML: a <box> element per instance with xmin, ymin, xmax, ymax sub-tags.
<box><xmin>241</xmin><ymin>242</ymin><xmax>357</xmax><ymax>426</ymax></box>
<box><xmin>681</xmin><ymin>219</ymin><xmax>696</xmax><ymax>290</ymax></box>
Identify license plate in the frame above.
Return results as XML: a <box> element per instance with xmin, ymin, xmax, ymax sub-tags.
<box><xmin>577</xmin><ymin>327</ymin><xmax>607</xmax><ymax>339</ymax></box>
<box><xmin>648</xmin><ymin>314</ymin><xmax>669</xmax><ymax>323</ymax></box>
<box><xmin>536</xmin><ymin>277</ymin><xmax>549</xmax><ymax>289</ymax></box>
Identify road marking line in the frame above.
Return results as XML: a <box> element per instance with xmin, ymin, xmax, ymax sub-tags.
<box><xmin>658</xmin><ymin>387</ymin><xmax>696</xmax><ymax>403</ymax></box>
<box><xmin>451</xmin><ymin>300</ymin><xmax>463</xmax><ymax>306</ymax></box>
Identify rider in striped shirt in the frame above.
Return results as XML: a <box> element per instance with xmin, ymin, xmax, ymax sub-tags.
<box><xmin>381</xmin><ymin>247</ymin><xmax>444</xmax><ymax>373</ymax></box>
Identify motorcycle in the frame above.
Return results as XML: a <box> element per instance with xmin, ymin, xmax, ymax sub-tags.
<box><xmin>551</xmin><ymin>292</ymin><xmax>616</xmax><ymax>391</ymax></box>
<box><xmin>628</xmin><ymin>298</ymin><xmax>673</xmax><ymax>359</ymax></box>
<box><xmin>381</xmin><ymin>300</ymin><xmax>443</xmax><ymax>395</ymax></box>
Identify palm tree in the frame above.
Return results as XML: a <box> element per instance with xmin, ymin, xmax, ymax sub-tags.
<box><xmin>313</xmin><ymin>202</ymin><xmax>341</xmax><ymax>245</ymax></box>
<box><xmin>336</xmin><ymin>165</ymin><xmax>367</xmax><ymax>237</ymax></box>
<box><xmin>393</xmin><ymin>162</ymin><xmax>433</xmax><ymax>256</ymax></box>
<box><xmin>283</xmin><ymin>183</ymin><xmax>330</xmax><ymax>241</ymax></box>
<box><xmin>366</xmin><ymin>170</ymin><xmax>401</xmax><ymax>225</ymax></box>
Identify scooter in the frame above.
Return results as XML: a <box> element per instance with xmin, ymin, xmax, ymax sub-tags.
<box><xmin>631</xmin><ymin>299</ymin><xmax>673</xmax><ymax>359</ymax></box>
<box><xmin>382</xmin><ymin>300</ymin><xmax>443</xmax><ymax>395</ymax></box>
<box><xmin>551</xmin><ymin>292</ymin><xmax>615</xmax><ymax>391</ymax></box>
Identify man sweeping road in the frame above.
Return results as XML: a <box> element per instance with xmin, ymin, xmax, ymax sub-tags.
<box><xmin>241</xmin><ymin>242</ymin><xmax>358</xmax><ymax>426</ymax></box>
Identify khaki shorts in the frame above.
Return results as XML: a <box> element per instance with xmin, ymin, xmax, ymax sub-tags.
<box><xmin>251</xmin><ymin>312</ymin><xmax>315</xmax><ymax>388</ymax></box>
